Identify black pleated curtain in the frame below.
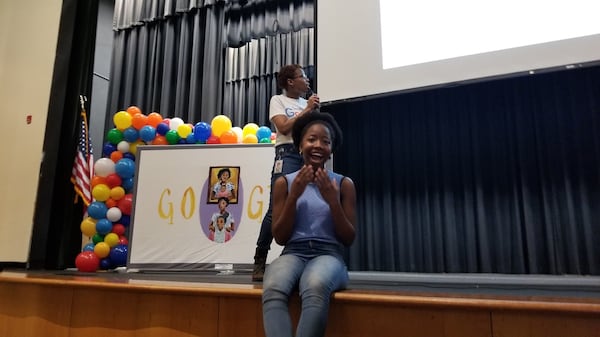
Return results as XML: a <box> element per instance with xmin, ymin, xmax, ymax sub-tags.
<box><xmin>329</xmin><ymin>66</ymin><xmax>600</xmax><ymax>275</ymax></box>
<box><xmin>108</xmin><ymin>0</ymin><xmax>315</xmax><ymax>128</ymax></box>
<box><xmin>30</xmin><ymin>0</ymin><xmax>100</xmax><ymax>269</ymax></box>
<box><xmin>108</xmin><ymin>0</ymin><xmax>228</xmax><ymax>127</ymax></box>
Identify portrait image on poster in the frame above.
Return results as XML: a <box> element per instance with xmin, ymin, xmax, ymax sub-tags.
<box><xmin>207</xmin><ymin>166</ymin><xmax>240</xmax><ymax>204</ymax></box>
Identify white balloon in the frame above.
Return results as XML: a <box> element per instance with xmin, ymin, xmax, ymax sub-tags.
<box><xmin>94</xmin><ymin>158</ymin><xmax>116</xmax><ymax>177</ymax></box>
<box><xmin>117</xmin><ymin>140</ymin><xmax>130</xmax><ymax>153</ymax></box>
<box><xmin>106</xmin><ymin>207</ymin><xmax>122</xmax><ymax>222</ymax></box>
<box><xmin>231</xmin><ymin>127</ymin><xmax>243</xmax><ymax>143</ymax></box>
<box><xmin>169</xmin><ymin>117</ymin><xmax>184</xmax><ymax>131</ymax></box>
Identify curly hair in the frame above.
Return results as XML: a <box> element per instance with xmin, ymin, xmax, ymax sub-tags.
<box><xmin>276</xmin><ymin>64</ymin><xmax>302</xmax><ymax>90</ymax></box>
<box><xmin>292</xmin><ymin>112</ymin><xmax>343</xmax><ymax>153</ymax></box>
<box><xmin>217</xmin><ymin>168</ymin><xmax>231</xmax><ymax>179</ymax></box>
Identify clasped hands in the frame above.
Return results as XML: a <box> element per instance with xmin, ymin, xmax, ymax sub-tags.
<box><xmin>290</xmin><ymin>165</ymin><xmax>338</xmax><ymax>204</ymax></box>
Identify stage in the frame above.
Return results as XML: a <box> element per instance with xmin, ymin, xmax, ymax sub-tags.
<box><xmin>1</xmin><ymin>268</ymin><xmax>599</xmax><ymax>336</ymax></box>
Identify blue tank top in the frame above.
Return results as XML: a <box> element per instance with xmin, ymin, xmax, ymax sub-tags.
<box><xmin>285</xmin><ymin>169</ymin><xmax>345</xmax><ymax>245</ymax></box>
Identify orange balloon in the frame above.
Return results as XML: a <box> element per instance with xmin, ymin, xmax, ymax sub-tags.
<box><xmin>220</xmin><ymin>130</ymin><xmax>238</xmax><ymax>144</ymax></box>
<box><xmin>126</xmin><ymin>105</ymin><xmax>142</xmax><ymax>116</ymax></box>
<box><xmin>131</xmin><ymin>113</ymin><xmax>148</xmax><ymax>130</ymax></box>
<box><xmin>105</xmin><ymin>198</ymin><xmax>118</xmax><ymax>209</ymax></box>
<box><xmin>147</xmin><ymin>112</ymin><xmax>163</xmax><ymax>127</ymax></box>
<box><xmin>110</xmin><ymin>151</ymin><xmax>123</xmax><ymax>163</ymax></box>
<box><xmin>91</xmin><ymin>176</ymin><xmax>106</xmax><ymax>188</ymax></box>
<box><xmin>152</xmin><ymin>135</ymin><xmax>168</xmax><ymax>145</ymax></box>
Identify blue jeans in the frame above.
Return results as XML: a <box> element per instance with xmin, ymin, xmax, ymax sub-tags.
<box><xmin>256</xmin><ymin>144</ymin><xmax>303</xmax><ymax>250</ymax></box>
<box><xmin>262</xmin><ymin>241</ymin><xmax>349</xmax><ymax>337</ymax></box>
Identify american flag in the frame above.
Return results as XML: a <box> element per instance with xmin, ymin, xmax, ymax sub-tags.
<box><xmin>71</xmin><ymin>96</ymin><xmax>94</xmax><ymax>208</ymax></box>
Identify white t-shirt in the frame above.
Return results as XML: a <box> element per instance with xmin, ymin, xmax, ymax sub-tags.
<box><xmin>269</xmin><ymin>94</ymin><xmax>307</xmax><ymax>146</ymax></box>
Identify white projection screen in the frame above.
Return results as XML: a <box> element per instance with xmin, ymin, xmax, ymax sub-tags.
<box><xmin>316</xmin><ymin>0</ymin><xmax>600</xmax><ymax>104</ymax></box>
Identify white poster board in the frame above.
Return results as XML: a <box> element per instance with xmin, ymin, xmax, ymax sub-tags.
<box><xmin>127</xmin><ymin>144</ymin><xmax>283</xmax><ymax>271</ymax></box>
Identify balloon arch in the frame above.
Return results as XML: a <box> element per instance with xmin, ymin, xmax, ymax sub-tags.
<box><xmin>74</xmin><ymin>106</ymin><xmax>275</xmax><ymax>272</ymax></box>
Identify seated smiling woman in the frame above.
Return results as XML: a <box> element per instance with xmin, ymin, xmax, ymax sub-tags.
<box><xmin>261</xmin><ymin>111</ymin><xmax>357</xmax><ymax>337</ymax></box>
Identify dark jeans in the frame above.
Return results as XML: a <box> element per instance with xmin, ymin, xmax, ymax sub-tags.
<box><xmin>256</xmin><ymin>144</ymin><xmax>303</xmax><ymax>250</ymax></box>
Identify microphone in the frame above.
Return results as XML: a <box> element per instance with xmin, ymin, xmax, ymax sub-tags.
<box><xmin>306</xmin><ymin>88</ymin><xmax>320</xmax><ymax>113</ymax></box>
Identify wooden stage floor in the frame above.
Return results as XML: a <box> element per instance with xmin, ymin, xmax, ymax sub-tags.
<box><xmin>1</xmin><ymin>268</ymin><xmax>600</xmax><ymax>337</ymax></box>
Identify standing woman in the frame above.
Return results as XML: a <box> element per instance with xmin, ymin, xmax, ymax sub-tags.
<box><xmin>262</xmin><ymin>112</ymin><xmax>357</xmax><ymax>337</ymax></box>
<box><xmin>253</xmin><ymin>64</ymin><xmax>320</xmax><ymax>281</ymax></box>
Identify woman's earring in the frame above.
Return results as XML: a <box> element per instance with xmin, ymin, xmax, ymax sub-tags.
<box><xmin>299</xmin><ymin>149</ymin><xmax>303</xmax><ymax>155</ymax></box>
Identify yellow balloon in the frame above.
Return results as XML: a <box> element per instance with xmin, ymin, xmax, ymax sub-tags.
<box><xmin>242</xmin><ymin>123</ymin><xmax>259</xmax><ymax>138</ymax></box>
<box><xmin>110</xmin><ymin>186</ymin><xmax>125</xmax><ymax>200</ymax></box>
<box><xmin>129</xmin><ymin>140</ymin><xmax>143</xmax><ymax>155</ymax></box>
<box><xmin>177</xmin><ymin>124</ymin><xmax>192</xmax><ymax>138</ymax></box>
<box><xmin>211</xmin><ymin>115</ymin><xmax>232</xmax><ymax>137</ymax></box>
<box><xmin>94</xmin><ymin>242</ymin><xmax>111</xmax><ymax>258</ymax></box>
<box><xmin>92</xmin><ymin>184</ymin><xmax>111</xmax><ymax>202</ymax></box>
<box><xmin>242</xmin><ymin>134</ymin><xmax>258</xmax><ymax>144</ymax></box>
<box><xmin>80</xmin><ymin>217</ymin><xmax>97</xmax><ymax>237</ymax></box>
<box><xmin>104</xmin><ymin>233</ymin><xmax>120</xmax><ymax>247</ymax></box>
<box><xmin>113</xmin><ymin>111</ymin><xmax>132</xmax><ymax>130</ymax></box>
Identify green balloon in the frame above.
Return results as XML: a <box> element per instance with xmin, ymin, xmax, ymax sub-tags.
<box><xmin>106</xmin><ymin>128</ymin><xmax>124</xmax><ymax>145</ymax></box>
<box><xmin>259</xmin><ymin>137</ymin><xmax>271</xmax><ymax>143</ymax></box>
<box><xmin>165</xmin><ymin>129</ymin><xmax>181</xmax><ymax>144</ymax></box>
<box><xmin>92</xmin><ymin>233</ymin><xmax>105</xmax><ymax>245</ymax></box>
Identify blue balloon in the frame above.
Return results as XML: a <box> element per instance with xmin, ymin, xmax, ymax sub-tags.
<box><xmin>109</xmin><ymin>244</ymin><xmax>128</xmax><ymax>267</ymax></box>
<box><xmin>256</xmin><ymin>126</ymin><xmax>272</xmax><ymax>142</ymax></box>
<box><xmin>123</xmin><ymin>152</ymin><xmax>136</xmax><ymax>161</ymax></box>
<box><xmin>82</xmin><ymin>243</ymin><xmax>95</xmax><ymax>252</ymax></box>
<box><xmin>103</xmin><ymin>142</ymin><xmax>117</xmax><ymax>157</ymax></box>
<box><xmin>194</xmin><ymin>122</ymin><xmax>211</xmax><ymax>142</ymax></box>
<box><xmin>120</xmin><ymin>214</ymin><xmax>131</xmax><ymax>227</ymax></box>
<box><xmin>115</xmin><ymin>158</ymin><xmax>136</xmax><ymax>179</ymax></box>
<box><xmin>139</xmin><ymin>125</ymin><xmax>157</xmax><ymax>142</ymax></box>
<box><xmin>122</xmin><ymin>127</ymin><xmax>139</xmax><ymax>143</ymax></box>
<box><xmin>156</xmin><ymin>122</ymin><xmax>170</xmax><ymax>136</ymax></box>
<box><xmin>96</xmin><ymin>218</ymin><xmax>113</xmax><ymax>235</ymax></box>
<box><xmin>186</xmin><ymin>133</ymin><xmax>196</xmax><ymax>144</ymax></box>
<box><xmin>99</xmin><ymin>258</ymin><xmax>113</xmax><ymax>270</ymax></box>
<box><xmin>87</xmin><ymin>201</ymin><xmax>108</xmax><ymax>219</ymax></box>
<box><xmin>121</xmin><ymin>178</ymin><xmax>134</xmax><ymax>192</ymax></box>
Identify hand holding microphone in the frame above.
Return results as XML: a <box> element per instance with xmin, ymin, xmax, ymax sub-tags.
<box><xmin>306</xmin><ymin>89</ymin><xmax>320</xmax><ymax>113</ymax></box>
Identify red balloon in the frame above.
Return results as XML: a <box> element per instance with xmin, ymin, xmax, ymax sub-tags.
<box><xmin>117</xmin><ymin>194</ymin><xmax>133</xmax><ymax>215</ymax></box>
<box><xmin>206</xmin><ymin>135</ymin><xmax>220</xmax><ymax>144</ymax></box>
<box><xmin>118</xmin><ymin>236</ymin><xmax>129</xmax><ymax>245</ymax></box>
<box><xmin>75</xmin><ymin>251</ymin><xmax>100</xmax><ymax>272</ymax></box>
<box><xmin>105</xmin><ymin>173</ymin><xmax>123</xmax><ymax>188</ymax></box>
<box><xmin>112</xmin><ymin>223</ymin><xmax>126</xmax><ymax>236</ymax></box>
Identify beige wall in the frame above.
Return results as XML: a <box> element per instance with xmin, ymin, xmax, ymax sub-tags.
<box><xmin>0</xmin><ymin>0</ymin><xmax>63</xmax><ymax>262</ymax></box>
